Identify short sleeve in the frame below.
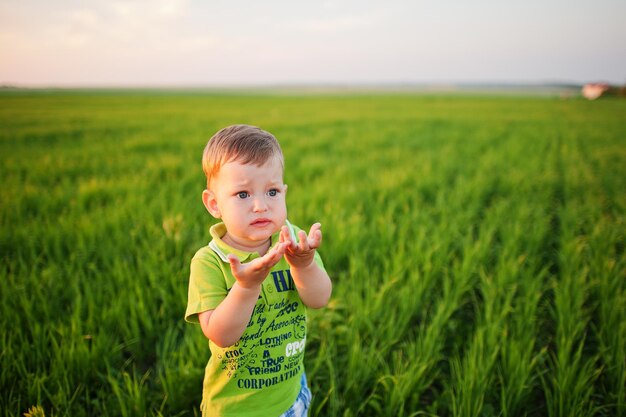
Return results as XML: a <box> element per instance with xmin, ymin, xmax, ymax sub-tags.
<box><xmin>184</xmin><ymin>249</ymin><xmax>230</xmax><ymax>323</ymax></box>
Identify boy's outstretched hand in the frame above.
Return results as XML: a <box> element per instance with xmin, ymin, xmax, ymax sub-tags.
<box><xmin>227</xmin><ymin>242</ymin><xmax>287</xmax><ymax>289</ymax></box>
<box><xmin>280</xmin><ymin>222</ymin><xmax>322</xmax><ymax>269</ymax></box>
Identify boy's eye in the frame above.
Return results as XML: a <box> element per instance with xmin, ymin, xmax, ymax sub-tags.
<box><xmin>267</xmin><ymin>189</ymin><xmax>278</xmax><ymax>197</ymax></box>
<box><xmin>237</xmin><ymin>192</ymin><xmax>249</xmax><ymax>199</ymax></box>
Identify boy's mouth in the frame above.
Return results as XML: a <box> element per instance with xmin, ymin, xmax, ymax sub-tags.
<box><xmin>251</xmin><ymin>218</ymin><xmax>272</xmax><ymax>227</ymax></box>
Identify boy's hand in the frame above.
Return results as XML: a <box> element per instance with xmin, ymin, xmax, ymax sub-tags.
<box><xmin>280</xmin><ymin>223</ymin><xmax>322</xmax><ymax>269</ymax></box>
<box><xmin>227</xmin><ymin>242</ymin><xmax>287</xmax><ymax>289</ymax></box>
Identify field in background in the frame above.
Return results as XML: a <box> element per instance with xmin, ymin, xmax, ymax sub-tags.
<box><xmin>1</xmin><ymin>91</ymin><xmax>625</xmax><ymax>416</ymax></box>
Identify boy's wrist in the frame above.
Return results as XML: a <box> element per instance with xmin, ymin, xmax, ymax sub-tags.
<box><xmin>233</xmin><ymin>281</ymin><xmax>263</xmax><ymax>295</ymax></box>
<box><xmin>290</xmin><ymin>260</ymin><xmax>317</xmax><ymax>275</ymax></box>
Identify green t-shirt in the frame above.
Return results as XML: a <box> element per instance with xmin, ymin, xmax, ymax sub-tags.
<box><xmin>185</xmin><ymin>222</ymin><xmax>325</xmax><ymax>417</ymax></box>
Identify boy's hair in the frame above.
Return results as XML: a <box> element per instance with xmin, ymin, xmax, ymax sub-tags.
<box><xmin>202</xmin><ymin>124</ymin><xmax>284</xmax><ymax>189</ymax></box>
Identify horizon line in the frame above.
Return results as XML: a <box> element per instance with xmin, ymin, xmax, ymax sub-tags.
<box><xmin>1</xmin><ymin>80</ymin><xmax>600</xmax><ymax>90</ymax></box>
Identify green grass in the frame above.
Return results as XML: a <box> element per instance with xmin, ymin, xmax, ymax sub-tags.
<box><xmin>1</xmin><ymin>90</ymin><xmax>625</xmax><ymax>416</ymax></box>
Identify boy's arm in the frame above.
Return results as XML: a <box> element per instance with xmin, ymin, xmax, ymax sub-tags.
<box><xmin>281</xmin><ymin>223</ymin><xmax>332</xmax><ymax>309</ymax></box>
<box><xmin>199</xmin><ymin>242</ymin><xmax>287</xmax><ymax>347</ymax></box>
<box><xmin>198</xmin><ymin>283</ymin><xmax>261</xmax><ymax>347</ymax></box>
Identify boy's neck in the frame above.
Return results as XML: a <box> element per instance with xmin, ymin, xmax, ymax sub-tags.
<box><xmin>222</xmin><ymin>232</ymin><xmax>272</xmax><ymax>257</ymax></box>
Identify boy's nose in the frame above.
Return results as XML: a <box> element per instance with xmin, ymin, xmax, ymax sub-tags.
<box><xmin>252</xmin><ymin>197</ymin><xmax>268</xmax><ymax>212</ymax></box>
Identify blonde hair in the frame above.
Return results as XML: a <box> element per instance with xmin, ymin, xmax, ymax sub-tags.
<box><xmin>202</xmin><ymin>125</ymin><xmax>284</xmax><ymax>189</ymax></box>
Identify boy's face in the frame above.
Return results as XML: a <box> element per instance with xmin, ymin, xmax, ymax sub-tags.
<box><xmin>203</xmin><ymin>155</ymin><xmax>287</xmax><ymax>252</ymax></box>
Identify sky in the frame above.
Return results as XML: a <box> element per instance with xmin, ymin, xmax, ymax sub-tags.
<box><xmin>1</xmin><ymin>0</ymin><xmax>625</xmax><ymax>87</ymax></box>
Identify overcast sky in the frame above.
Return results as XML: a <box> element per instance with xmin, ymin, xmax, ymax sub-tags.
<box><xmin>1</xmin><ymin>0</ymin><xmax>625</xmax><ymax>87</ymax></box>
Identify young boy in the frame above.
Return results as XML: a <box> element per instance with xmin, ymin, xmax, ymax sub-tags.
<box><xmin>185</xmin><ymin>124</ymin><xmax>332</xmax><ymax>417</ymax></box>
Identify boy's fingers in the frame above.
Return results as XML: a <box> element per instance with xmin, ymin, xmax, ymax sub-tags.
<box><xmin>281</xmin><ymin>226</ymin><xmax>297</xmax><ymax>248</ymax></box>
<box><xmin>308</xmin><ymin>223</ymin><xmax>322</xmax><ymax>248</ymax></box>
<box><xmin>227</xmin><ymin>254</ymin><xmax>242</xmax><ymax>274</ymax></box>
<box><xmin>309</xmin><ymin>222</ymin><xmax>322</xmax><ymax>235</ymax></box>
<box><xmin>279</xmin><ymin>226</ymin><xmax>288</xmax><ymax>244</ymax></box>
<box><xmin>278</xmin><ymin>241</ymin><xmax>287</xmax><ymax>254</ymax></box>
<box><xmin>269</xmin><ymin>243</ymin><xmax>284</xmax><ymax>261</ymax></box>
<box><xmin>298</xmin><ymin>230</ymin><xmax>308</xmax><ymax>251</ymax></box>
<box><xmin>261</xmin><ymin>242</ymin><xmax>285</xmax><ymax>267</ymax></box>
<box><xmin>310</xmin><ymin>230</ymin><xmax>322</xmax><ymax>249</ymax></box>
<box><xmin>282</xmin><ymin>225</ymin><xmax>296</xmax><ymax>247</ymax></box>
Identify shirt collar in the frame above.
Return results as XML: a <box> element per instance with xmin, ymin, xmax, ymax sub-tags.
<box><xmin>208</xmin><ymin>222</ymin><xmax>284</xmax><ymax>263</ymax></box>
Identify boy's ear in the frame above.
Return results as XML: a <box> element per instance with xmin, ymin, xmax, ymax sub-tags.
<box><xmin>202</xmin><ymin>189</ymin><xmax>221</xmax><ymax>218</ymax></box>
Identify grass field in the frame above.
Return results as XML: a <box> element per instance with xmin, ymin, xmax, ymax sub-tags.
<box><xmin>1</xmin><ymin>90</ymin><xmax>625</xmax><ymax>417</ymax></box>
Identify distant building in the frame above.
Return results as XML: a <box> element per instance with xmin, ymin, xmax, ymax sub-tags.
<box><xmin>582</xmin><ymin>83</ymin><xmax>610</xmax><ymax>100</ymax></box>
